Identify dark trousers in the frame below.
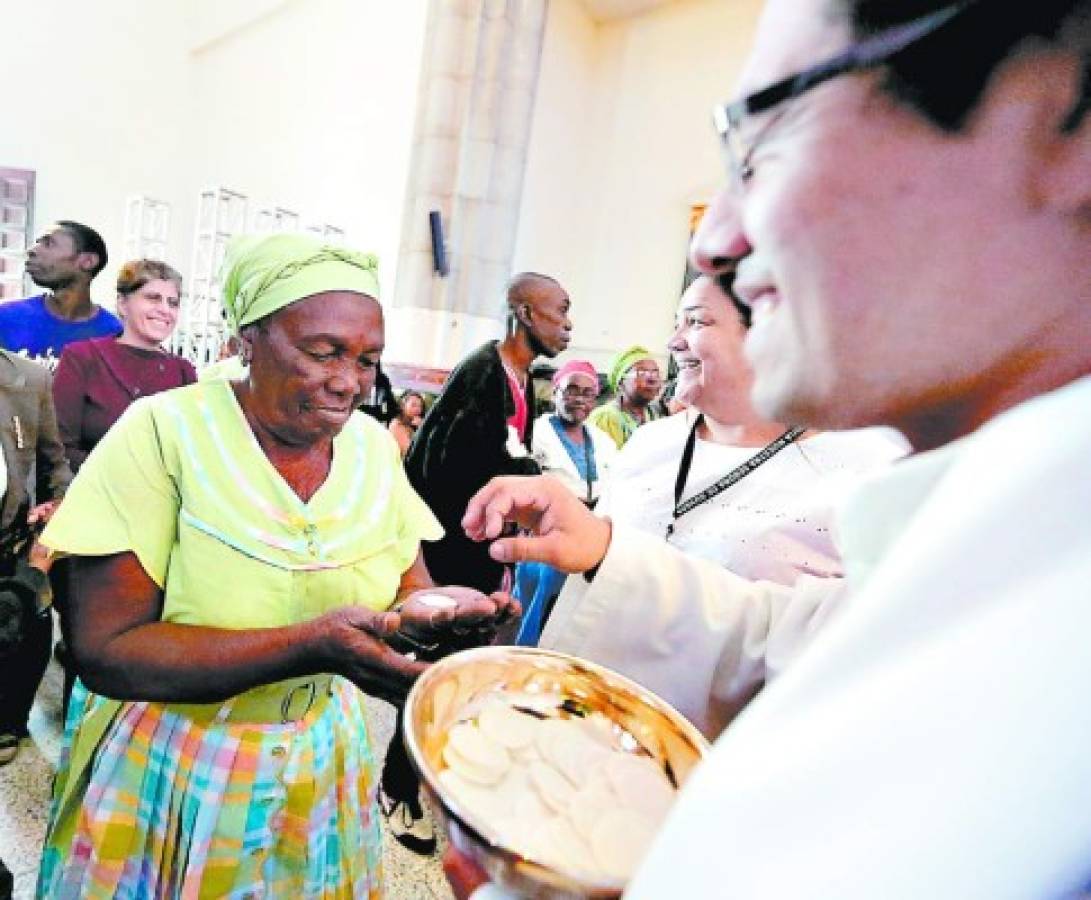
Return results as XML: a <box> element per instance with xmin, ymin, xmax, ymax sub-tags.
<box><xmin>0</xmin><ymin>607</ymin><xmax>50</xmax><ymax>734</ymax></box>
<box><xmin>0</xmin><ymin>854</ymin><xmax>13</xmax><ymax>900</ymax></box>
<box><xmin>380</xmin><ymin>708</ymin><xmax>420</xmax><ymax>801</ymax></box>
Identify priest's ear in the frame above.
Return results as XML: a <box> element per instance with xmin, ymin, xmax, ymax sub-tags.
<box><xmin>991</xmin><ymin>47</ymin><xmax>1091</xmax><ymax>215</ymax></box>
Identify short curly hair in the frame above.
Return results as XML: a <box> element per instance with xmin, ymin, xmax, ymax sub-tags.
<box><xmin>116</xmin><ymin>259</ymin><xmax>183</xmax><ymax>297</ymax></box>
<box><xmin>57</xmin><ymin>220</ymin><xmax>108</xmax><ymax>278</ymax></box>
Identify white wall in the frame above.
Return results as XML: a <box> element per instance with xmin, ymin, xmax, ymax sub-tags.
<box><xmin>513</xmin><ymin>0</ymin><xmax>765</xmax><ymax>370</ymax></box>
<box><xmin>2</xmin><ymin>0</ymin><xmax>194</xmax><ymax>309</ymax></box>
<box><xmin>3</xmin><ymin>0</ymin><xmax>762</xmax><ymax>364</ymax></box>
<box><xmin>187</xmin><ymin>0</ymin><xmax>294</xmax><ymax>52</ymax></box>
<box><xmin>187</xmin><ymin>0</ymin><xmax>429</xmax><ymax>300</ymax></box>
<box><xmin>508</xmin><ymin>0</ymin><xmax>601</xmax><ymax>324</ymax></box>
<box><xmin>1</xmin><ymin>0</ymin><xmax>428</xmax><ymax>310</ymax></box>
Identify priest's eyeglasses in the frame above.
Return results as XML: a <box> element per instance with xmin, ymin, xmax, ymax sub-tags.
<box><xmin>712</xmin><ymin>1</ymin><xmax>974</xmax><ymax>191</ymax></box>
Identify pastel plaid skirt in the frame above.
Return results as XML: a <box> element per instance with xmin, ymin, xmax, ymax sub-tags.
<box><xmin>37</xmin><ymin>677</ymin><xmax>384</xmax><ymax>899</ymax></box>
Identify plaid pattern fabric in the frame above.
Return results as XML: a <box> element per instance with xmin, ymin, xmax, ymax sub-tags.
<box><xmin>38</xmin><ymin>678</ymin><xmax>383</xmax><ymax>899</ymax></box>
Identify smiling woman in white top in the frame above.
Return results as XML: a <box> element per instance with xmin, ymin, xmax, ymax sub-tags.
<box><xmin>540</xmin><ymin>276</ymin><xmax>906</xmax><ymax>736</ymax></box>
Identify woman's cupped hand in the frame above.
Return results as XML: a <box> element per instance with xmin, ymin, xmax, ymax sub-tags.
<box><xmin>396</xmin><ymin>586</ymin><xmax>520</xmax><ymax>657</ymax></box>
<box><xmin>309</xmin><ymin>588</ymin><xmax>520</xmax><ymax>702</ymax></box>
<box><xmin>308</xmin><ymin>605</ymin><xmax>427</xmax><ymax>705</ymax></box>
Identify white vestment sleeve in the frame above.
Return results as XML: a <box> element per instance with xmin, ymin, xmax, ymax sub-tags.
<box><xmin>540</xmin><ymin>522</ymin><xmax>846</xmax><ymax>738</ymax></box>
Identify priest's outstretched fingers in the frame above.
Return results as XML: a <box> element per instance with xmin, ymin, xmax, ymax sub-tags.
<box><xmin>463</xmin><ymin>475</ymin><xmax>612</xmax><ymax>574</ymax></box>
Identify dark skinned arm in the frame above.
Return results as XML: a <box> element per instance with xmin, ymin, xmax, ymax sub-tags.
<box><xmin>65</xmin><ymin>550</ymin><xmax>426</xmax><ymax>704</ymax></box>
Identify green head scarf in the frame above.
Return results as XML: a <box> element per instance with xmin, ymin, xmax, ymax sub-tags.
<box><xmin>220</xmin><ymin>233</ymin><xmax>380</xmax><ymax>333</ymax></box>
<box><xmin>608</xmin><ymin>345</ymin><xmax>655</xmax><ymax>393</ymax></box>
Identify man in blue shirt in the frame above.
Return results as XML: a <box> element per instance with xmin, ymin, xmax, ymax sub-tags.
<box><xmin>0</xmin><ymin>221</ymin><xmax>121</xmax><ymax>365</ymax></box>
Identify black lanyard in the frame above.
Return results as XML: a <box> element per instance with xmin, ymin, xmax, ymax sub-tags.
<box><xmin>667</xmin><ymin>415</ymin><xmax>806</xmax><ymax>540</ymax></box>
<box><xmin>580</xmin><ymin>427</ymin><xmax>595</xmax><ymax>503</ymax></box>
<box><xmin>571</xmin><ymin>424</ymin><xmax>595</xmax><ymax>503</ymax></box>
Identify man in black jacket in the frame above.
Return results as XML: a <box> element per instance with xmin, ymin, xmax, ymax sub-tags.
<box><xmin>406</xmin><ymin>272</ymin><xmax>572</xmax><ymax>593</ymax></box>
<box><xmin>384</xmin><ymin>273</ymin><xmax>571</xmax><ymax>854</ymax></box>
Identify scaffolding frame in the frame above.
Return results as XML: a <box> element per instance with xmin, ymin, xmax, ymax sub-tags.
<box><xmin>0</xmin><ymin>168</ymin><xmax>34</xmax><ymax>302</ymax></box>
<box><xmin>173</xmin><ymin>189</ymin><xmax>347</xmax><ymax>369</ymax></box>
<box><xmin>122</xmin><ymin>195</ymin><xmax>171</xmax><ymax>262</ymax></box>
<box><xmin>173</xmin><ymin>186</ymin><xmax>248</xmax><ymax>367</ymax></box>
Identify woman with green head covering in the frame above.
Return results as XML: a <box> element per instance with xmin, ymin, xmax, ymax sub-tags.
<box><xmin>36</xmin><ymin>233</ymin><xmax>518</xmax><ymax>898</ymax></box>
<box><xmin>587</xmin><ymin>344</ymin><xmax>663</xmax><ymax>448</ymax></box>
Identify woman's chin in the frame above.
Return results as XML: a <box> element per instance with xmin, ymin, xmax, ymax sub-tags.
<box><xmin>135</xmin><ymin>330</ymin><xmax>171</xmax><ymax>347</ymax></box>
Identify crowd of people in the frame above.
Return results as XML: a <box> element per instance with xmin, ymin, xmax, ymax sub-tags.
<box><xmin>1</xmin><ymin>0</ymin><xmax>1089</xmax><ymax>896</ymax></box>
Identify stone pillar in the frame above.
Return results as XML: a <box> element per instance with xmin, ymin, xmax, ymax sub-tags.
<box><xmin>387</xmin><ymin>0</ymin><xmax>548</xmax><ymax>371</ymax></box>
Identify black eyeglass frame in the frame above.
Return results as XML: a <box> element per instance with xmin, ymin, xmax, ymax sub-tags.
<box><xmin>713</xmin><ymin>1</ymin><xmax>975</xmax><ymax>187</ymax></box>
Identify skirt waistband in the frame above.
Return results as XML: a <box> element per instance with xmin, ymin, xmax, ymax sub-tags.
<box><xmin>166</xmin><ymin>674</ymin><xmax>337</xmax><ymax>726</ymax></box>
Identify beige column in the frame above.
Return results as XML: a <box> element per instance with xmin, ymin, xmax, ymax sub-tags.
<box><xmin>387</xmin><ymin>0</ymin><xmax>549</xmax><ymax>371</ymax></box>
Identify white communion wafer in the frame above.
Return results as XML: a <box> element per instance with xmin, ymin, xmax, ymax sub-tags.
<box><xmin>575</xmin><ymin>735</ymin><xmax>612</xmax><ymax>779</ymax></box>
<box><xmin>512</xmin><ymin>741</ymin><xmax>543</xmax><ymax>765</ymax></box>
<box><xmin>414</xmin><ymin>592</ymin><xmax>459</xmax><ymax>608</ymax></box>
<box><xmin>447</xmin><ymin>722</ymin><xmax>510</xmax><ymax>772</ymax></box>
<box><xmin>494</xmin><ymin>765</ymin><xmax>550</xmax><ymax>822</ymax></box>
<box><xmin>540</xmin><ymin>815</ymin><xmax>598</xmax><ymax>875</ymax></box>
<box><xmin>539</xmin><ymin>719</ymin><xmax>604</xmax><ymax>788</ymax></box>
<box><xmin>490</xmin><ymin>815</ymin><xmax>534</xmax><ymax>857</ymax></box>
<box><xmin>566</xmin><ymin>778</ymin><xmax>617</xmax><ymax>841</ymax></box>
<box><xmin>528</xmin><ymin>760</ymin><xmax>577</xmax><ymax>814</ymax></box>
<box><xmin>512</xmin><ymin>817</ymin><xmax>556</xmax><ymax>867</ymax></box>
<box><xmin>511</xmin><ymin>782</ymin><xmax>552</xmax><ymax>822</ymax></box>
<box><xmin>443</xmin><ymin>742</ymin><xmax>507</xmax><ymax>786</ymax></box>
<box><xmin>436</xmin><ymin>693</ymin><xmax>681</xmax><ymax>885</ymax></box>
<box><xmin>520</xmin><ymin>815</ymin><xmax>568</xmax><ymax>872</ymax></box>
<box><xmin>494</xmin><ymin>762</ymin><xmax>534</xmax><ymax>795</ymax></box>
<box><xmin>439</xmin><ymin>768</ymin><xmax>510</xmax><ymax>822</ymax></box>
<box><xmin>590</xmin><ymin>808</ymin><xmax>658</xmax><ymax>881</ymax></box>
<box><xmin>604</xmin><ymin>752</ymin><xmax>675</xmax><ymax>820</ymax></box>
<box><xmin>533</xmin><ymin>717</ymin><xmax>572</xmax><ymax>759</ymax></box>
<box><xmin>478</xmin><ymin>698</ymin><xmax>538</xmax><ymax>750</ymax></box>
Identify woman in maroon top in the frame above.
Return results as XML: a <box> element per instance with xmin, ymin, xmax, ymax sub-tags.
<box><xmin>53</xmin><ymin>259</ymin><xmax>196</xmax><ymax>471</ymax></box>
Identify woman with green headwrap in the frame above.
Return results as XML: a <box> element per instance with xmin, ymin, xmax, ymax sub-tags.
<box><xmin>35</xmin><ymin>234</ymin><xmax>517</xmax><ymax>898</ymax></box>
<box><xmin>587</xmin><ymin>345</ymin><xmax>663</xmax><ymax>448</ymax></box>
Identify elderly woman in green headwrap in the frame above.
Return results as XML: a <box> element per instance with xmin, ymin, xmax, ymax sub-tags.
<box><xmin>587</xmin><ymin>344</ymin><xmax>663</xmax><ymax>448</ymax></box>
<box><xmin>36</xmin><ymin>234</ymin><xmax>517</xmax><ymax>898</ymax></box>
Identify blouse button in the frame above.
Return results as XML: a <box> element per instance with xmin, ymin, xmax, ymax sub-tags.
<box><xmin>303</xmin><ymin>524</ymin><xmax>319</xmax><ymax>557</ymax></box>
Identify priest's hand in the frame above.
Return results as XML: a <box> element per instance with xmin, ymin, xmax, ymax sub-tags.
<box><xmin>462</xmin><ymin>475</ymin><xmax>612</xmax><ymax>574</ymax></box>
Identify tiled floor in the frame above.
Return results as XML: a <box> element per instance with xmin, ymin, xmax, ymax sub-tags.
<box><xmin>0</xmin><ymin>660</ymin><xmax>452</xmax><ymax>899</ymax></box>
